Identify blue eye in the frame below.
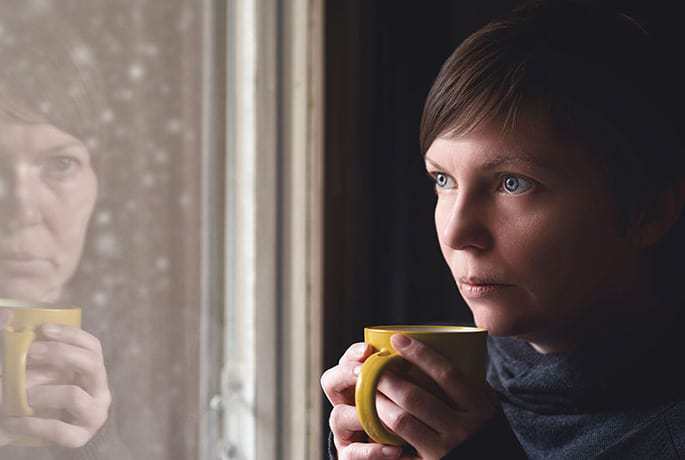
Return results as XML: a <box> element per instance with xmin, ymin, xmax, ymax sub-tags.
<box><xmin>433</xmin><ymin>172</ymin><xmax>455</xmax><ymax>190</ymax></box>
<box><xmin>501</xmin><ymin>175</ymin><xmax>533</xmax><ymax>194</ymax></box>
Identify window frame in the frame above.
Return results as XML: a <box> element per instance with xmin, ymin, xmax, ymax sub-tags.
<box><xmin>207</xmin><ymin>0</ymin><xmax>325</xmax><ymax>458</ymax></box>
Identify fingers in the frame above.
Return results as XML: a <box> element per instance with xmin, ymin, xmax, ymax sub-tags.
<box><xmin>329</xmin><ymin>404</ymin><xmax>365</xmax><ymax>447</ymax></box>
<box><xmin>0</xmin><ymin>325</ymin><xmax>111</xmax><ymax>449</ymax></box>
<box><xmin>28</xmin><ymin>385</ymin><xmax>108</xmax><ymax>428</ymax></box>
<box><xmin>28</xmin><ymin>339</ymin><xmax>108</xmax><ymax>398</ymax></box>
<box><xmin>376</xmin><ymin>370</ymin><xmax>458</xmax><ymax>434</ymax></box>
<box><xmin>1</xmin><ymin>416</ymin><xmax>93</xmax><ymax>448</ymax></box>
<box><xmin>321</xmin><ymin>361</ymin><xmax>359</xmax><ymax>406</ymax></box>
<box><xmin>39</xmin><ymin>324</ymin><xmax>103</xmax><ymax>355</ymax></box>
<box><xmin>339</xmin><ymin>342</ymin><xmax>373</xmax><ymax>365</ymax></box>
<box><xmin>339</xmin><ymin>441</ymin><xmax>403</xmax><ymax>460</ymax></box>
<box><xmin>322</xmin><ymin>342</ymin><xmax>372</xmax><ymax>406</ymax></box>
<box><xmin>27</xmin><ymin>368</ymin><xmax>65</xmax><ymax>388</ymax></box>
<box><xmin>376</xmin><ymin>393</ymin><xmax>441</xmax><ymax>453</ymax></box>
<box><xmin>390</xmin><ymin>335</ymin><xmax>483</xmax><ymax>410</ymax></box>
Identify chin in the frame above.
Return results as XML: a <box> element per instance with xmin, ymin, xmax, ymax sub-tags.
<box><xmin>469</xmin><ymin>302</ymin><xmax>534</xmax><ymax>337</ymax></box>
<box><xmin>0</xmin><ymin>277</ymin><xmax>63</xmax><ymax>304</ymax></box>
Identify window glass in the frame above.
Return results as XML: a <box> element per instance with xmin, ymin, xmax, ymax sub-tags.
<box><xmin>0</xmin><ymin>1</ymin><xmax>208</xmax><ymax>458</ymax></box>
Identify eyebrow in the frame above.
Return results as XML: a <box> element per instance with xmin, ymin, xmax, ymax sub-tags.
<box><xmin>424</xmin><ymin>154</ymin><xmax>558</xmax><ymax>174</ymax></box>
<box><xmin>42</xmin><ymin>142</ymin><xmax>85</xmax><ymax>154</ymax></box>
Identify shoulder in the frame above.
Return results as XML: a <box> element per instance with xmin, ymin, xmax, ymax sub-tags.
<box><xmin>596</xmin><ymin>401</ymin><xmax>685</xmax><ymax>459</ymax></box>
<box><xmin>663</xmin><ymin>400</ymin><xmax>685</xmax><ymax>455</ymax></box>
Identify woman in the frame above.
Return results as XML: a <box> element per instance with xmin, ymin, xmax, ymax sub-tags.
<box><xmin>0</xmin><ymin>10</ymin><xmax>130</xmax><ymax>460</ymax></box>
<box><xmin>322</xmin><ymin>1</ymin><xmax>685</xmax><ymax>458</ymax></box>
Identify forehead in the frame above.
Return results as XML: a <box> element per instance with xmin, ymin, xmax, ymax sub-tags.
<box><xmin>0</xmin><ymin>119</ymin><xmax>80</xmax><ymax>155</ymax></box>
<box><xmin>425</xmin><ymin>118</ymin><xmax>592</xmax><ymax>178</ymax></box>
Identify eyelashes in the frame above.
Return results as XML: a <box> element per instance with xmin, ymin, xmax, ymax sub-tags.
<box><xmin>41</xmin><ymin>155</ymin><xmax>83</xmax><ymax>180</ymax></box>
<box><xmin>500</xmin><ymin>175</ymin><xmax>534</xmax><ymax>194</ymax></box>
<box><xmin>425</xmin><ymin>170</ymin><xmax>537</xmax><ymax>195</ymax></box>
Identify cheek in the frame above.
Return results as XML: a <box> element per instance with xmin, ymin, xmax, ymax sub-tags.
<box><xmin>434</xmin><ymin>199</ymin><xmax>452</xmax><ymax>256</ymax></box>
<box><xmin>48</xmin><ymin>173</ymin><xmax>97</xmax><ymax>254</ymax></box>
<box><xmin>507</xmin><ymin>205</ymin><xmax>623</xmax><ymax>308</ymax></box>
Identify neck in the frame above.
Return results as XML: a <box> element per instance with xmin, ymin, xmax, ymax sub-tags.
<box><xmin>523</xmin><ymin>289</ymin><xmax>677</xmax><ymax>354</ymax></box>
<box><xmin>523</xmin><ymin>249</ymin><xmax>671</xmax><ymax>353</ymax></box>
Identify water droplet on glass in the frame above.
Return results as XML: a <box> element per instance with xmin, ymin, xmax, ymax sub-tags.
<box><xmin>93</xmin><ymin>291</ymin><xmax>109</xmax><ymax>307</ymax></box>
<box><xmin>165</xmin><ymin>118</ymin><xmax>182</xmax><ymax>134</ymax></box>
<box><xmin>128</xmin><ymin>63</ymin><xmax>145</xmax><ymax>82</ymax></box>
<box><xmin>100</xmin><ymin>109</ymin><xmax>115</xmax><ymax>124</ymax></box>
<box><xmin>96</xmin><ymin>210</ymin><xmax>112</xmax><ymax>225</ymax></box>
<box><xmin>155</xmin><ymin>257</ymin><xmax>170</xmax><ymax>271</ymax></box>
<box><xmin>142</xmin><ymin>173</ymin><xmax>156</xmax><ymax>188</ymax></box>
<box><xmin>95</xmin><ymin>233</ymin><xmax>120</xmax><ymax>258</ymax></box>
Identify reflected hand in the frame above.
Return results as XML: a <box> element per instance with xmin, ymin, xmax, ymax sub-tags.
<box><xmin>322</xmin><ymin>336</ymin><xmax>497</xmax><ymax>460</ymax></box>
<box><xmin>0</xmin><ymin>323</ymin><xmax>111</xmax><ymax>448</ymax></box>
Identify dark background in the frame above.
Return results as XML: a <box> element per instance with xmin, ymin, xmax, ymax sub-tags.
<box><xmin>322</xmin><ymin>2</ymin><xmax>519</xmax><ymax>453</ymax></box>
<box><xmin>323</xmin><ymin>0</ymin><xmax>519</xmax><ymax>394</ymax></box>
<box><xmin>321</xmin><ymin>0</ymin><xmax>684</xmax><ymax>454</ymax></box>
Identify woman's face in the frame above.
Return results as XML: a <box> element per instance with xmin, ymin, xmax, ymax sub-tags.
<box><xmin>425</xmin><ymin>116</ymin><xmax>645</xmax><ymax>344</ymax></box>
<box><xmin>0</xmin><ymin>119</ymin><xmax>97</xmax><ymax>303</ymax></box>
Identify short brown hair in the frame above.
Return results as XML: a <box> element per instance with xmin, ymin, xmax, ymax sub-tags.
<box><xmin>420</xmin><ymin>0</ymin><xmax>685</xmax><ymax>232</ymax></box>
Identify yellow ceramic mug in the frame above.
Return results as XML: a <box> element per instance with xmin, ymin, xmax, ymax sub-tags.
<box><xmin>0</xmin><ymin>298</ymin><xmax>82</xmax><ymax>446</ymax></box>
<box><xmin>355</xmin><ymin>325</ymin><xmax>488</xmax><ymax>446</ymax></box>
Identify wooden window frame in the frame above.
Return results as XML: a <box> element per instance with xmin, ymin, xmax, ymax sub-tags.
<box><xmin>201</xmin><ymin>0</ymin><xmax>324</xmax><ymax>458</ymax></box>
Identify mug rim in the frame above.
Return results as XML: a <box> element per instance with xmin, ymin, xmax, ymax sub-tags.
<box><xmin>0</xmin><ymin>298</ymin><xmax>81</xmax><ymax>311</ymax></box>
<box><xmin>365</xmin><ymin>324</ymin><xmax>487</xmax><ymax>333</ymax></box>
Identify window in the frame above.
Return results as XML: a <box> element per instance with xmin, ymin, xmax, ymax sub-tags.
<box><xmin>0</xmin><ymin>0</ymin><xmax>323</xmax><ymax>459</ymax></box>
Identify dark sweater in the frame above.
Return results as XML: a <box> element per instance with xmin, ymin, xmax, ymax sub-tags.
<box><xmin>329</xmin><ymin>312</ymin><xmax>685</xmax><ymax>459</ymax></box>
<box><xmin>483</xmin><ymin>316</ymin><xmax>685</xmax><ymax>459</ymax></box>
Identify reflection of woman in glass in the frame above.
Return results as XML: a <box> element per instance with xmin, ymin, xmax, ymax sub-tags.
<box><xmin>0</xmin><ymin>123</ymin><xmax>97</xmax><ymax>303</ymax></box>
<box><xmin>0</xmin><ymin>12</ymin><xmax>129</xmax><ymax>459</ymax></box>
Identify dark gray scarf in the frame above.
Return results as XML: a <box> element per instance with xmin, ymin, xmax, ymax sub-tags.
<box><xmin>487</xmin><ymin>312</ymin><xmax>685</xmax><ymax>459</ymax></box>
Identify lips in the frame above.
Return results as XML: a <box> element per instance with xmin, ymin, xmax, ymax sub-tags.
<box><xmin>458</xmin><ymin>276</ymin><xmax>514</xmax><ymax>299</ymax></box>
<box><xmin>0</xmin><ymin>251</ymin><xmax>53</xmax><ymax>274</ymax></box>
<box><xmin>0</xmin><ymin>252</ymin><xmax>44</xmax><ymax>261</ymax></box>
<box><xmin>459</xmin><ymin>276</ymin><xmax>510</xmax><ymax>286</ymax></box>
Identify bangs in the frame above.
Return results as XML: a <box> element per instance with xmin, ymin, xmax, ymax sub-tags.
<box><xmin>419</xmin><ymin>21</ymin><xmax>535</xmax><ymax>153</ymax></box>
<box><xmin>0</xmin><ymin>14</ymin><xmax>104</xmax><ymax>143</ymax></box>
<box><xmin>419</xmin><ymin>1</ymin><xmax>676</xmax><ymax>159</ymax></box>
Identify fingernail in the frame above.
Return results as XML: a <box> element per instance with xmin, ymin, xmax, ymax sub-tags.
<box><xmin>354</xmin><ymin>343</ymin><xmax>367</xmax><ymax>357</ymax></box>
<box><xmin>382</xmin><ymin>446</ymin><xmax>401</xmax><ymax>457</ymax></box>
<box><xmin>353</xmin><ymin>365</ymin><xmax>361</xmax><ymax>376</ymax></box>
<box><xmin>391</xmin><ymin>334</ymin><xmax>411</xmax><ymax>349</ymax></box>
<box><xmin>42</xmin><ymin>324</ymin><xmax>60</xmax><ymax>335</ymax></box>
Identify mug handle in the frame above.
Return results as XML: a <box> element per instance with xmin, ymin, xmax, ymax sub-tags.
<box><xmin>2</xmin><ymin>328</ymin><xmax>36</xmax><ymax>416</ymax></box>
<box><xmin>354</xmin><ymin>348</ymin><xmax>406</xmax><ymax>446</ymax></box>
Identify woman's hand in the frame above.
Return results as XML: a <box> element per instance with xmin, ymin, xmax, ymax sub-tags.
<box><xmin>322</xmin><ymin>341</ymin><xmax>400</xmax><ymax>458</ymax></box>
<box><xmin>0</xmin><ymin>322</ymin><xmax>111</xmax><ymax>448</ymax></box>
<box><xmin>321</xmin><ymin>335</ymin><xmax>497</xmax><ymax>460</ymax></box>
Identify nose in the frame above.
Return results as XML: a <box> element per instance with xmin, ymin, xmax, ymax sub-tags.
<box><xmin>438</xmin><ymin>191</ymin><xmax>492</xmax><ymax>251</ymax></box>
<box><xmin>0</xmin><ymin>165</ymin><xmax>43</xmax><ymax>232</ymax></box>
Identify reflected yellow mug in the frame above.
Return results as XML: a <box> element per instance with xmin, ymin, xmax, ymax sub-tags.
<box><xmin>0</xmin><ymin>298</ymin><xmax>82</xmax><ymax>446</ymax></box>
<box><xmin>355</xmin><ymin>325</ymin><xmax>488</xmax><ymax>446</ymax></box>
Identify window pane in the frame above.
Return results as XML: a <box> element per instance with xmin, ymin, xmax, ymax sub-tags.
<box><xmin>0</xmin><ymin>1</ymin><xmax>211</xmax><ymax>459</ymax></box>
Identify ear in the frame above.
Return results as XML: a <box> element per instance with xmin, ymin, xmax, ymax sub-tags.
<box><xmin>636</xmin><ymin>179</ymin><xmax>685</xmax><ymax>248</ymax></box>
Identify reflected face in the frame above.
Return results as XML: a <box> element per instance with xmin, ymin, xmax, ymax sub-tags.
<box><xmin>0</xmin><ymin>120</ymin><xmax>97</xmax><ymax>303</ymax></box>
<box><xmin>425</xmin><ymin>117</ymin><xmax>642</xmax><ymax>340</ymax></box>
